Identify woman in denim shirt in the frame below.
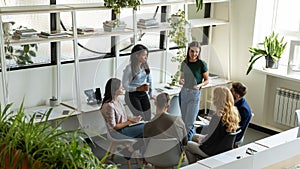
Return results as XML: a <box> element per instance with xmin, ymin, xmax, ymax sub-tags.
<box><xmin>179</xmin><ymin>41</ymin><xmax>209</xmax><ymax>141</ymax></box>
<box><xmin>122</xmin><ymin>44</ymin><xmax>152</xmax><ymax>121</ymax></box>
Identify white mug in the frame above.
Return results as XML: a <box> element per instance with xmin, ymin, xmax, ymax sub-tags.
<box><xmin>2</xmin><ymin>21</ymin><xmax>15</xmax><ymax>36</ymax></box>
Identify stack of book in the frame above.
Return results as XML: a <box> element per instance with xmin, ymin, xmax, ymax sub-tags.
<box><xmin>38</xmin><ymin>31</ymin><xmax>69</xmax><ymax>38</ymax></box>
<box><xmin>77</xmin><ymin>27</ymin><xmax>95</xmax><ymax>34</ymax></box>
<box><xmin>12</xmin><ymin>28</ymin><xmax>39</xmax><ymax>40</ymax></box>
<box><xmin>137</xmin><ymin>18</ymin><xmax>159</xmax><ymax>29</ymax></box>
<box><xmin>103</xmin><ymin>20</ymin><xmax>126</xmax><ymax>32</ymax></box>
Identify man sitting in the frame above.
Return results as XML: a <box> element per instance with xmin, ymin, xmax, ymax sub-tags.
<box><xmin>230</xmin><ymin>82</ymin><xmax>252</xmax><ymax>146</ymax></box>
<box><xmin>143</xmin><ymin>93</ymin><xmax>187</xmax><ymax>168</ymax></box>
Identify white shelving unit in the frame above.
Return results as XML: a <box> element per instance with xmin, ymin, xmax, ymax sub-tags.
<box><xmin>0</xmin><ymin>0</ymin><xmax>231</xmax><ymax>119</ymax></box>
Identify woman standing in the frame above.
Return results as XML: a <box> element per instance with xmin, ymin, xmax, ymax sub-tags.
<box><xmin>101</xmin><ymin>78</ymin><xmax>144</xmax><ymax>139</ymax></box>
<box><xmin>179</xmin><ymin>41</ymin><xmax>209</xmax><ymax>141</ymax></box>
<box><xmin>185</xmin><ymin>86</ymin><xmax>240</xmax><ymax>163</ymax></box>
<box><xmin>122</xmin><ymin>44</ymin><xmax>152</xmax><ymax>121</ymax></box>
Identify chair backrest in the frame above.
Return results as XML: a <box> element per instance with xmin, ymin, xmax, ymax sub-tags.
<box><xmin>235</xmin><ymin>113</ymin><xmax>254</xmax><ymax>146</ymax></box>
<box><xmin>213</xmin><ymin>129</ymin><xmax>242</xmax><ymax>155</ymax></box>
<box><xmin>144</xmin><ymin>138</ymin><xmax>182</xmax><ymax>168</ymax></box>
<box><xmin>296</xmin><ymin>110</ymin><xmax>300</xmax><ymax>138</ymax></box>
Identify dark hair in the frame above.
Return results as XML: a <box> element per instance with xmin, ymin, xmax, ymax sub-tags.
<box><xmin>156</xmin><ymin>93</ymin><xmax>170</xmax><ymax>110</ymax></box>
<box><xmin>185</xmin><ymin>41</ymin><xmax>202</xmax><ymax>63</ymax></box>
<box><xmin>130</xmin><ymin>44</ymin><xmax>150</xmax><ymax>78</ymax></box>
<box><xmin>232</xmin><ymin>82</ymin><xmax>247</xmax><ymax>97</ymax></box>
<box><xmin>101</xmin><ymin>78</ymin><xmax>121</xmax><ymax>109</ymax></box>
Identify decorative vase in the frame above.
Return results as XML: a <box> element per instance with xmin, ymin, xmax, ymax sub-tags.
<box><xmin>265</xmin><ymin>56</ymin><xmax>279</xmax><ymax>69</ymax></box>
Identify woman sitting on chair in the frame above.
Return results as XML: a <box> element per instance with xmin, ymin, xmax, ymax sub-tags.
<box><xmin>101</xmin><ymin>78</ymin><xmax>145</xmax><ymax>159</ymax></box>
<box><xmin>101</xmin><ymin>78</ymin><xmax>144</xmax><ymax>139</ymax></box>
<box><xmin>185</xmin><ymin>86</ymin><xmax>240</xmax><ymax>164</ymax></box>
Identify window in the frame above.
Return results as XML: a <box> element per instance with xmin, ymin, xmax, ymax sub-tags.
<box><xmin>254</xmin><ymin>0</ymin><xmax>300</xmax><ymax>74</ymax></box>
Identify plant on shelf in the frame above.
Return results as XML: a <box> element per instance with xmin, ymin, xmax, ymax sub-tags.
<box><xmin>0</xmin><ymin>102</ymin><xmax>113</xmax><ymax>169</ymax></box>
<box><xmin>195</xmin><ymin>0</ymin><xmax>204</xmax><ymax>12</ymax></box>
<box><xmin>246</xmin><ymin>31</ymin><xmax>287</xmax><ymax>75</ymax></box>
<box><xmin>104</xmin><ymin>0</ymin><xmax>142</xmax><ymax>14</ymax></box>
<box><xmin>167</xmin><ymin>10</ymin><xmax>189</xmax><ymax>86</ymax></box>
<box><xmin>4</xmin><ymin>43</ymin><xmax>38</xmax><ymax>65</ymax></box>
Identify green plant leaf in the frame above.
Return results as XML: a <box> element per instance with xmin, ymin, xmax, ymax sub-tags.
<box><xmin>28</xmin><ymin>50</ymin><xmax>37</xmax><ymax>57</ymax></box>
<box><xmin>23</xmin><ymin>45</ymin><xmax>30</xmax><ymax>53</ymax></box>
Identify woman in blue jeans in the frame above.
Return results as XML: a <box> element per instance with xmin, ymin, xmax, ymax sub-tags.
<box><xmin>101</xmin><ymin>78</ymin><xmax>144</xmax><ymax>139</ymax></box>
<box><xmin>179</xmin><ymin>41</ymin><xmax>209</xmax><ymax>141</ymax></box>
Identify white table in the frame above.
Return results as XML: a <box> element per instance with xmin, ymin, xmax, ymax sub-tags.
<box><xmin>23</xmin><ymin>104</ymin><xmax>80</xmax><ymax>123</ymax></box>
<box><xmin>255</xmin><ymin>127</ymin><xmax>299</xmax><ymax>148</ymax></box>
<box><xmin>61</xmin><ymin>100</ymin><xmax>107</xmax><ymax>135</ymax></box>
<box><xmin>253</xmin><ymin>138</ymin><xmax>300</xmax><ymax>169</ymax></box>
<box><xmin>195</xmin><ymin>127</ymin><xmax>300</xmax><ymax>169</ymax></box>
<box><xmin>198</xmin><ymin>142</ymin><xmax>267</xmax><ymax>168</ymax></box>
<box><xmin>180</xmin><ymin>162</ymin><xmax>209</xmax><ymax>169</ymax></box>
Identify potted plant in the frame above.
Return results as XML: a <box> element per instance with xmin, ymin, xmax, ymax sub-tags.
<box><xmin>0</xmin><ymin>102</ymin><xmax>113</xmax><ymax>169</ymax></box>
<box><xmin>167</xmin><ymin>10</ymin><xmax>189</xmax><ymax>86</ymax></box>
<box><xmin>246</xmin><ymin>32</ymin><xmax>287</xmax><ymax>75</ymax></box>
<box><xmin>49</xmin><ymin>96</ymin><xmax>58</xmax><ymax>107</ymax></box>
<box><xmin>104</xmin><ymin>0</ymin><xmax>142</xmax><ymax>14</ymax></box>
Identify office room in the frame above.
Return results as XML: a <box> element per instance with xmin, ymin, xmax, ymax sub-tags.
<box><xmin>0</xmin><ymin>0</ymin><xmax>300</xmax><ymax>168</ymax></box>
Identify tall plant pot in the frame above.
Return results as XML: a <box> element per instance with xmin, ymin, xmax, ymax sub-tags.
<box><xmin>265</xmin><ymin>56</ymin><xmax>279</xmax><ymax>69</ymax></box>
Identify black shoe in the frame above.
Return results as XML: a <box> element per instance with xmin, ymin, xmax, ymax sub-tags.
<box><xmin>119</xmin><ymin>148</ymin><xmax>131</xmax><ymax>160</ymax></box>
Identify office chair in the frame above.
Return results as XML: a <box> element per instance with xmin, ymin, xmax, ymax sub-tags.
<box><xmin>100</xmin><ymin>112</ymin><xmax>140</xmax><ymax>169</ymax></box>
<box><xmin>143</xmin><ymin>138</ymin><xmax>183</xmax><ymax>169</ymax></box>
<box><xmin>235</xmin><ymin>113</ymin><xmax>254</xmax><ymax>147</ymax></box>
<box><xmin>209</xmin><ymin>129</ymin><xmax>242</xmax><ymax>156</ymax></box>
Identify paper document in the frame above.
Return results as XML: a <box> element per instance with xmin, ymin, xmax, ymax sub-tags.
<box><xmin>129</xmin><ymin>120</ymin><xmax>145</xmax><ymax>126</ymax></box>
<box><xmin>198</xmin><ymin>116</ymin><xmax>210</xmax><ymax>125</ymax></box>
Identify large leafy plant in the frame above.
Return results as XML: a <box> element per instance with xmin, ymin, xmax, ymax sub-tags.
<box><xmin>167</xmin><ymin>10</ymin><xmax>189</xmax><ymax>86</ymax></box>
<box><xmin>4</xmin><ymin>44</ymin><xmax>38</xmax><ymax>65</ymax></box>
<box><xmin>104</xmin><ymin>0</ymin><xmax>142</xmax><ymax>14</ymax></box>
<box><xmin>0</xmin><ymin>102</ymin><xmax>111</xmax><ymax>169</ymax></box>
<box><xmin>246</xmin><ymin>32</ymin><xmax>287</xmax><ymax>75</ymax></box>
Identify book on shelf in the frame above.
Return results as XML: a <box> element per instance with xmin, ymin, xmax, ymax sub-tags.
<box><xmin>138</xmin><ymin>18</ymin><xmax>158</xmax><ymax>25</ymax></box>
<box><xmin>38</xmin><ymin>34</ymin><xmax>69</xmax><ymax>38</ymax></box>
<box><xmin>137</xmin><ymin>24</ymin><xmax>159</xmax><ymax>29</ymax></box>
<box><xmin>77</xmin><ymin>27</ymin><xmax>95</xmax><ymax>32</ymax></box>
<box><xmin>38</xmin><ymin>31</ymin><xmax>69</xmax><ymax>38</ymax></box>
<box><xmin>14</xmin><ymin>28</ymin><xmax>38</xmax><ymax>36</ymax></box>
<box><xmin>40</xmin><ymin>31</ymin><xmax>69</xmax><ymax>36</ymax></box>
<box><xmin>12</xmin><ymin>34</ymin><xmax>39</xmax><ymax>40</ymax></box>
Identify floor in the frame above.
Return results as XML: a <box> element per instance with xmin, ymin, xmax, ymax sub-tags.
<box><xmin>88</xmin><ymin>126</ymin><xmax>271</xmax><ymax>169</ymax></box>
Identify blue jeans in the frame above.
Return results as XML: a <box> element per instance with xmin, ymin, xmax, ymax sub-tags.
<box><xmin>111</xmin><ymin>123</ymin><xmax>145</xmax><ymax>139</ymax></box>
<box><xmin>179</xmin><ymin>87</ymin><xmax>201</xmax><ymax>141</ymax></box>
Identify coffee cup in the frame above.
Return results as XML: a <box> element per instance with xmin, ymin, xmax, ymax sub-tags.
<box><xmin>2</xmin><ymin>21</ymin><xmax>15</xmax><ymax>36</ymax></box>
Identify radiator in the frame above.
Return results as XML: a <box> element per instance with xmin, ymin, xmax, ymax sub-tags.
<box><xmin>274</xmin><ymin>88</ymin><xmax>300</xmax><ymax>127</ymax></box>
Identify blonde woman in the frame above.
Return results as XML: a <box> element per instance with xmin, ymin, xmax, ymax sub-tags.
<box><xmin>185</xmin><ymin>86</ymin><xmax>240</xmax><ymax>164</ymax></box>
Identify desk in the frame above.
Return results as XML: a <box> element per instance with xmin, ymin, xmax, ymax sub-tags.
<box><xmin>180</xmin><ymin>162</ymin><xmax>209</xmax><ymax>169</ymax></box>
<box><xmin>61</xmin><ymin>100</ymin><xmax>107</xmax><ymax>136</ymax></box>
<box><xmin>153</xmin><ymin>78</ymin><xmax>231</xmax><ymax>115</ymax></box>
<box><xmin>255</xmin><ymin>127</ymin><xmax>299</xmax><ymax>148</ymax></box>
<box><xmin>194</xmin><ymin>127</ymin><xmax>300</xmax><ymax>169</ymax></box>
<box><xmin>23</xmin><ymin>104</ymin><xmax>80</xmax><ymax>123</ymax></box>
<box><xmin>253</xmin><ymin>139</ymin><xmax>300</xmax><ymax>169</ymax></box>
<box><xmin>198</xmin><ymin>142</ymin><xmax>267</xmax><ymax>168</ymax></box>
